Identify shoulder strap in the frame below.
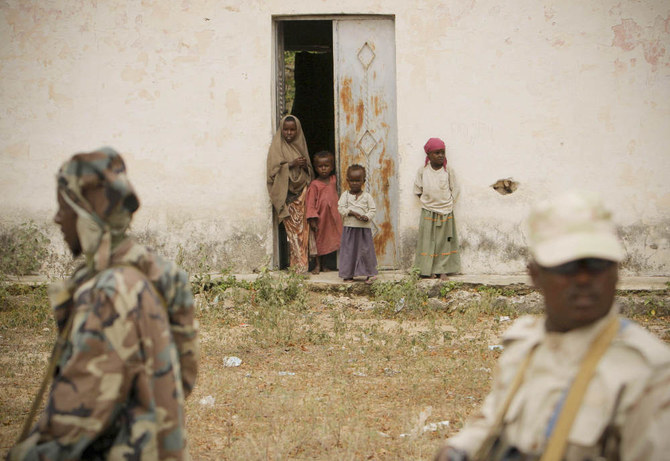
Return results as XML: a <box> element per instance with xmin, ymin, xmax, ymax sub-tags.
<box><xmin>474</xmin><ymin>315</ymin><xmax>620</xmax><ymax>461</ymax></box>
<box><xmin>539</xmin><ymin>316</ymin><xmax>620</xmax><ymax>461</ymax></box>
<box><xmin>474</xmin><ymin>341</ymin><xmax>540</xmax><ymax>460</ymax></box>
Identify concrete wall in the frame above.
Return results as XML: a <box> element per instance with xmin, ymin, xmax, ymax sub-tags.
<box><xmin>1</xmin><ymin>1</ymin><xmax>668</xmax><ymax>276</ymax></box>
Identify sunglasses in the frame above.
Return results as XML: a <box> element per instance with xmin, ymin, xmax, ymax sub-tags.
<box><xmin>542</xmin><ymin>258</ymin><xmax>616</xmax><ymax>276</ymax></box>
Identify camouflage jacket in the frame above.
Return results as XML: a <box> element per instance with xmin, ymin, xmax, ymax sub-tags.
<box><xmin>10</xmin><ymin>239</ymin><xmax>198</xmax><ymax>460</ymax></box>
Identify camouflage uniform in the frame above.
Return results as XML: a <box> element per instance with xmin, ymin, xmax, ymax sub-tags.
<box><xmin>9</xmin><ymin>148</ymin><xmax>198</xmax><ymax>460</ymax></box>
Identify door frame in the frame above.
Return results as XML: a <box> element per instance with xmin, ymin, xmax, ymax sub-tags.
<box><xmin>271</xmin><ymin>15</ymin><xmax>398</xmax><ymax>270</ymax></box>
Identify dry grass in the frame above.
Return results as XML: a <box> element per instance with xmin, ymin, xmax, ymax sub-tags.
<box><xmin>1</xmin><ymin>275</ymin><xmax>668</xmax><ymax>460</ymax></box>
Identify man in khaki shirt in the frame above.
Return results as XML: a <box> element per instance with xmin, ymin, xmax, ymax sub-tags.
<box><xmin>435</xmin><ymin>191</ymin><xmax>670</xmax><ymax>461</ymax></box>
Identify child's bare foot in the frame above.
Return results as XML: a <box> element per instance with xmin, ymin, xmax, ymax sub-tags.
<box><xmin>311</xmin><ymin>258</ymin><xmax>321</xmax><ymax>275</ymax></box>
<box><xmin>439</xmin><ymin>274</ymin><xmax>449</xmax><ymax>280</ymax></box>
<box><xmin>365</xmin><ymin>276</ymin><xmax>378</xmax><ymax>284</ymax></box>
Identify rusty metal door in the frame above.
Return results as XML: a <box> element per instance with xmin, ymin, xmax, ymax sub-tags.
<box><xmin>333</xmin><ymin>18</ymin><xmax>398</xmax><ymax>268</ymax></box>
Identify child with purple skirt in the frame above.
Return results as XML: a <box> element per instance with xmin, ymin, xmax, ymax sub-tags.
<box><xmin>337</xmin><ymin>164</ymin><xmax>378</xmax><ymax>283</ymax></box>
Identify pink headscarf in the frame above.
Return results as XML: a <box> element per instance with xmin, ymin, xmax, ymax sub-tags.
<box><xmin>423</xmin><ymin>137</ymin><xmax>447</xmax><ymax>169</ymax></box>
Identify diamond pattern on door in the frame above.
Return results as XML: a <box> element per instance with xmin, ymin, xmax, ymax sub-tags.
<box><xmin>358</xmin><ymin>130</ymin><xmax>377</xmax><ymax>156</ymax></box>
<box><xmin>357</xmin><ymin>42</ymin><xmax>375</xmax><ymax>69</ymax></box>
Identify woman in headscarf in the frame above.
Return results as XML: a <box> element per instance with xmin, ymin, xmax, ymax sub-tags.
<box><xmin>267</xmin><ymin>115</ymin><xmax>314</xmax><ymax>273</ymax></box>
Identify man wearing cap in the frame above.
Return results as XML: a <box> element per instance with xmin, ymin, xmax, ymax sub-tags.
<box><xmin>9</xmin><ymin>148</ymin><xmax>198</xmax><ymax>460</ymax></box>
<box><xmin>434</xmin><ymin>191</ymin><xmax>670</xmax><ymax>461</ymax></box>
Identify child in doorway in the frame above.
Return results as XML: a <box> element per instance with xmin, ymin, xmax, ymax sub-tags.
<box><xmin>414</xmin><ymin>137</ymin><xmax>461</xmax><ymax>279</ymax></box>
<box><xmin>306</xmin><ymin>151</ymin><xmax>343</xmax><ymax>275</ymax></box>
<box><xmin>338</xmin><ymin>164</ymin><xmax>378</xmax><ymax>283</ymax></box>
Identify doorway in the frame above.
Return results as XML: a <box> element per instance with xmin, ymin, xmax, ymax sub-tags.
<box><xmin>273</xmin><ymin>16</ymin><xmax>399</xmax><ymax>270</ymax></box>
<box><xmin>281</xmin><ymin>21</ymin><xmax>335</xmax><ymax>162</ymax></box>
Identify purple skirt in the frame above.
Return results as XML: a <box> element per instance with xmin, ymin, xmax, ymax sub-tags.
<box><xmin>338</xmin><ymin>227</ymin><xmax>378</xmax><ymax>279</ymax></box>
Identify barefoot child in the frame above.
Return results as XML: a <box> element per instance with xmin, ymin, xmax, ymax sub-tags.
<box><xmin>414</xmin><ymin>137</ymin><xmax>461</xmax><ymax>279</ymax></box>
<box><xmin>306</xmin><ymin>151</ymin><xmax>343</xmax><ymax>274</ymax></box>
<box><xmin>338</xmin><ymin>164</ymin><xmax>378</xmax><ymax>283</ymax></box>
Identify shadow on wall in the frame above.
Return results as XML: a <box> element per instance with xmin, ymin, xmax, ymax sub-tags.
<box><xmin>0</xmin><ymin>221</ymin><xmax>80</xmax><ymax>280</ymax></box>
<box><xmin>13</xmin><ymin>218</ymin><xmax>665</xmax><ymax>278</ymax></box>
<box><xmin>398</xmin><ymin>229</ymin><xmax>419</xmax><ymax>268</ymax></box>
<box><xmin>134</xmin><ymin>230</ymin><xmax>271</xmax><ymax>275</ymax></box>
<box><xmin>618</xmin><ymin>221</ymin><xmax>670</xmax><ymax>276</ymax></box>
<box><xmin>1</xmin><ymin>221</ymin><xmax>273</xmax><ymax>279</ymax></box>
<box><xmin>399</xmin><ymin>226</ymin><xmax>530</xmax><ymax>273</ymax></box>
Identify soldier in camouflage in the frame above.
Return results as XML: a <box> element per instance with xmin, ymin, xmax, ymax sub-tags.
<box><xmin>434</xmin><ymin>191</ymin><xmax>670</xmax><ymax>461</ymax></box>
<box><xmin>9</xmin><ymin>148</ymin><xmax>198</xmax><ymax>460</ymax></box>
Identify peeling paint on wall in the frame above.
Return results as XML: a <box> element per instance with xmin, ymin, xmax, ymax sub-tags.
<box><xmin>611</xmin><ymin>15</ymin><xmax>670</xmax><ymax>70</ymax></box>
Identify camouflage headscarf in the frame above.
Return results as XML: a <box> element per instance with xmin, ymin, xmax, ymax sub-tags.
<box><xmin>57</xmin><ymin>147</ymin><xmax>139</xmax><ymax>272</ymax></box>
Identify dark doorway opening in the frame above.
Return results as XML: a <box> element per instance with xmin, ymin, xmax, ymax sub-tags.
<box><xmin>276</xmin><ymin>19</ymin><xmax>337</xmax><ymax>270</ymax></box>
<box><xmin>281</xmin><ymin>20</ymin><xmax>335</xmax><ymax>162</ymax></box>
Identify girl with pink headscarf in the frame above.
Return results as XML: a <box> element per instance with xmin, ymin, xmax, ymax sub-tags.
<box><xmin>413</xmin><ymin>137</ymin><xmax>461</xmax><ymax>279</ymax></box>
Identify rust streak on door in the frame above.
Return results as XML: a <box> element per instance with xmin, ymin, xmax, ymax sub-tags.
<box><xmin>334</xmin><ymin>18</ymin><xmax>398</xmax><ymax>268</ymax></box>
<box><xmin>355</xmin><ymin>100</ymin><xmax>364</xmax><ymax>132</ymax></box>
<box><xmin>340</xmin><ymin>77</ymin><xmax>353</xmax><ymax>126</ymax></box>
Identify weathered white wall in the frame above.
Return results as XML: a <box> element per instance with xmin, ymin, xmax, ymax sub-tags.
<box><xmin>395</xmin><ymin>1</ymin><xmax>670</xmax><ymax>275</ymax></box>
<box><xmin>1</xmin><ymin>1</ymin><xmax>668</xmax><ymax>276</ymax></box>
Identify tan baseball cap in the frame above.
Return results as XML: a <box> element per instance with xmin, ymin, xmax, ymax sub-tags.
<box><xmin>526</xmin><ymin>191</ymin><xmax>625</xmax><ymax>267</ymax></box>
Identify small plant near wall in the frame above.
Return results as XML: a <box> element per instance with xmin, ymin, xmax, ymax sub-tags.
<box><xmin>440</xmin><ymin>281</ymin><xmax>463</xmax><ymax>297</ymax></box>
<box><xmin>370</xmin><ymin>269</ymin><xmax>428</xmax><ymax>318</ymax></box>
<box><xmin>0</xmin><ymin>221</ymin><xmax>50</xmax><ymax>276</ymax></box>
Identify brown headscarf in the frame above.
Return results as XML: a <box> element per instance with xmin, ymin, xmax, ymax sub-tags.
<box><xmin>266</xmin><ymin>114</ymin><xmax>313</xmax><ymax>221</ymax></box>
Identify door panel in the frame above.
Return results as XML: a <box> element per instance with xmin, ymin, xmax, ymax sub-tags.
<box><xmin>334</xmin><ymin>18</ymin><xmax>398</xmax><ymax>268</ymax></box>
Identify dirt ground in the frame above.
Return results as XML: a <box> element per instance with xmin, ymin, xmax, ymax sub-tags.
<box><xmin>1</xmin><ymin>280</ymin><xmax>668</xmax><ymax>460</ymax></box>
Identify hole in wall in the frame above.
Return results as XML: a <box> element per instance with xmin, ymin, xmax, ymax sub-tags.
<box><xmin>491</xmin><ymin>178</ymin><xmax>519</xmax><ymax>195</ymax></box>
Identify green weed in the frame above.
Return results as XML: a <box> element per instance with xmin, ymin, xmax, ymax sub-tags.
<box><xmin>440</xmin><ymin>281</ymin><xmax>463</xmax><ymax>297</ymax></box>
<box><xmin>641</xmin><ymin>295</ymin><xmax>666</xmax><ymax>317</ymax></box>
<box><xmin>245</xmin><ymin>269</ymin><xmax>307</xmax><ymax>348</ymax></box>
<box><xmin>0</xmin><ymin>221</ymin><xmax>50</xmax><ymax>275</ymax></box>
<box><xmin>251</xmin><ymin>268</ymin><xmax>307</xmax><ymax>309</ymax></box>
<box><xmin>197</xmin><ymin>269</ymin><xmax>330</xmax><ymax>349</ymax></box>
<box><xmin>370</xmin><ymin>270</ymin><xmax>428</xmax><ymax>318</ymax></box>
<box><xmin>0</xmin><ymin>284</ymin><xmax>51</xmax><ymax>331</ymax></box>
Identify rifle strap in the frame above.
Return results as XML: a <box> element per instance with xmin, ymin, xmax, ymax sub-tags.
<box><xmin>18</xmin><ymin>308</ymin><xmax>76</xmax><ymax>442</ymax></box>
<box><xmin>540</xmin><ymin>315</ymin><xmax>620</xmax><ymax>461</ymax></box>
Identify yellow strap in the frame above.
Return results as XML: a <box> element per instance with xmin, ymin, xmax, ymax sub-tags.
<box><xmin>540</xmin><ymin>316</ymin><xmax>620</xmax><ymax>461</ymax></box>
<box><xmin>474</xmin><ymin>341</ymin><xmax>540</xmax><ymax>460</ymax></box>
